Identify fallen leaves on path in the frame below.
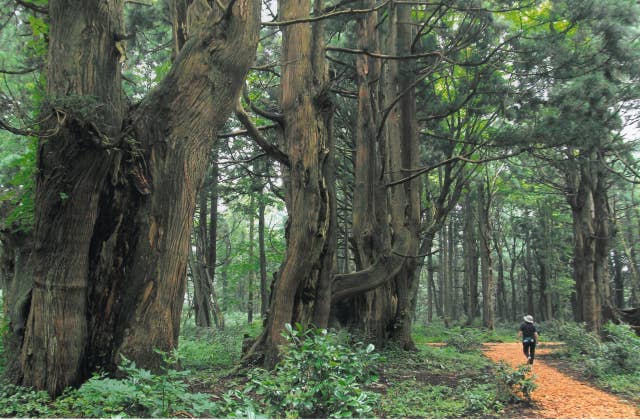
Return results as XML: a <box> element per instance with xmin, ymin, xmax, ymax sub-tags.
<box><xmin>483</xmin><ymin>342</ymin><xmax>639</xmax><ymax>419</ymax></box>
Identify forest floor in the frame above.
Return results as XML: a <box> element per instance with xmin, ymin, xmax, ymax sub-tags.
<box><xmin>483</xmin><ymin>342</ymin><xmax>640</xmax><ymax>418</ymax></box>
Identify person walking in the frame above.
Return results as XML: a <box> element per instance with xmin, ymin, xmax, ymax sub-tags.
<box><xmin>518</xmin><ymin>315</ymin><xmax>539</xmax><ymax>364</ymax></box>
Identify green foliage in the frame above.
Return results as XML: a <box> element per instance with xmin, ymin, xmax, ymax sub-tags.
<box><xmin>494</xmin><ymin>361</ymin><xmax>537</xmax><ymax>403</ymax></box>
<box><xmin>243</xmin><ymin>324</ymin><xmax>380</xmax><ymax>418</ymax></box>
<box><xmin>381</xmin><ymin>379</ymin><xmax>505</xmax><ymax>418</ymax></box>
<box><xmin>415</xmin><ymin>322</ymin><xmax>515</xmax><ymax>349</ymax></box>
<box><xmin>600</xmin><ymin>323</ymin><xmax>640</xmax><ymax>374</ymax></box>
<box><xmin>544</xmin><ymin>320</ymin><xmax>605</xmax><ymax>359</ymax></box>
<box><xmin>542</xmin><ymin>321</ymin><xmax>640</xmax><ymax>401</ymax></box>
<box><xmin>445</xmin><ymin>326</ymin><xmax>484</xmax><ymax>352</ymax></box>
<box><xmin>0</xmin><ymin>136</ymin><xmax>36</xmax><ymax>232</ymax></box>
<box><xmin>457</xmin><ymin>378</ymin><xmax>505</xmax><ymax>416</ymax></box>
<box><xmin>380</xmin><ymin>381</ymin><xmax>466</xmax><ymax>418</ymax></box>
<box><xmin>380</xmin><ymin>342</ymin><xmax>503</xmax><ymax>418</ymax></box>
<box><xmin>0</xmin><ymin>381</ymin><xmax>55</xmax><ymax>418</ymax></box>
<box><xmin>179</xmin><ymin>311</ymin><xmax>262</xmax><ymax>371</ymax></box>
<box><xmin>56</xmin><ymin>350</ymin><xmax>219</xmax><ymax>418</ymax></box>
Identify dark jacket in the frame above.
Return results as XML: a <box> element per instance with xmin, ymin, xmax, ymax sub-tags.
<box><xmin>520</xmin><ymin>322</ymin><xmax>537</xmax><ymax>342</ymax></box>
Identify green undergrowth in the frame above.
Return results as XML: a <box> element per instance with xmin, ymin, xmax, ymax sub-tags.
<box><xmin>220</xmin><ymin>323</ymin><xmax>381</xmax><ymax>418</ymax></box>
<box><xmin>0</xmin><ymin>318</ymin><xmax>541</xmax><ymax>419</ymax></box>
<box><xmin>542</xmin><ymin>320</ymin><xmax>640</xmax><ymax>403</ymax></box>
<box><xmin>0</xmin><ymin>350</ymin><xmax>223</xmax><ymax>418</ymax></box>
<box><xmin>413</xmin><ymin>321</ymin><xmax>516</xmax><ymax>348</ymax></box>
<box><xmin>377</xmin><ymin>344</ymin><xmax>508</xmax><ymax>418</ymax></box>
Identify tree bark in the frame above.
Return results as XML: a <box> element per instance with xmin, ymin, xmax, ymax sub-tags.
<box><xmin>382</xmin><ymin>0</ymin><xmax>422</xmax><ymax>349</ymax></box>
<box><xmin>331</xmin><ymin>0</ymin><xmax>399</xmax><ymax>348</ymax></box>
<box><xmin>208</xmin><ymin>148</ymin><xmax>224</xmax><ymax>330</ymax></box>
<box><xmin>463</xmin><ymin>188</ymin><xmax>479</xmax><ymax>323</ymax></box>
<box><xmin>248</xmin><ymin>197</ymin><xmax>255</xmax><ymax>324</ymax></box>
<box><xmin>192</xmin><ymin>190</ymin><xmax>213</xmax><ymax>327</ymax></box>
<box><xmin>18</xmin><ymin>0</ymin><xmax>260</xmax><ymax>395</ymax></box>
<box><xmin>494</xmin><ymin>235</ymin><xmax>507</xmax><ymax>321</ymax></box>
<box><xmin>565</xmin><ymin>151</ymin><xmax>612</xmax><ymax>333</ymax></box>
<box><xmin>247</xmin><ymin>0</ymin><xmax>336</xmax><ymax>368</ymax></box>
<box><xmin>259</xmin><ymin>188</ymin><xmax>268</xmax><ymax>319</ymax></box>
<box><xmin>478</xmin><ymin>181</ymin><xmax>494</xmax><ymax>330</ymax></box>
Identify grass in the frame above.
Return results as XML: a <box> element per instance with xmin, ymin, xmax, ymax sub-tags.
<box><xmin>413</xmin><ymin>320</ymin><xmax>518</xmax><ymax>345</ymax></box>
<box><xmin>375</xmin><ymin>344</ymin><xmax>505</xmax><ymax>418</ymax></box>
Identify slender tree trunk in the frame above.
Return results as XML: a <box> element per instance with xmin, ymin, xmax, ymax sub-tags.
<box><xmin>463</xmin><ymin>193</ymin><xmax>477</xmax><ymax>323</ymax></box>
<box><xmin>612</xmin><ymin>248</ymin><xmax>624</xmax><ymax>309</ymax></box>
<box><xmin>193</xmin><ymin>190</ymin><xmax>213</xmax><ymax>327</ymax></box>
<box><xmin>444</xmin><ymin>221</ymin><xmax>454</xmax><ymax>321</ymax></box>
<box><xmin>427</xmin><ymin>251</ymin><xmax>434</xmax><ymax>323</ymax></box>
<box><xmin>208</xmin><ymin>147</ymin><xmax>224</xmax><ymax>329</ymax></box>
<box><xmin>259</xmin><ymin>189</ymin><xmax>268</xmax><ymax>319</ymax></box>
<box><xmin>18</xmin><ymin>0</ymin><xmax>260</xmax><ymax>395</ymax></box>
<box><xmin>525</xmin><ymin>243</ymin><xmax>535</xmax><ymax>317</ymax></box>
<box><xmin>248</xmin><ymin>198</ymin><xmax>255</xmax><ymax>324</ymax></box>
<box><xmin>0</xmin><ymin>231</ymin><xmax>32</xmax><ymax>382</ymax></box>
<box><xmin>494</xmin><ymin>236</ymin><xmax>507</xmax><ymax>321</ymax></box>
<box><xmin>478</xmin><ymin>182</ymin><xmax>494</xmax><ymax>330</ymax></box>
<box><xmin>438</xmin><ymin>231</ymin><xmax>446</xmax><ymax>319</ymax></box>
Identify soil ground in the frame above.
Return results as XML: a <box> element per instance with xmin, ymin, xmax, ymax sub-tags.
<box><xmin>483</xmin><ymin>342</ymin><xmax>640</xmax><ymax>419</ymax></box>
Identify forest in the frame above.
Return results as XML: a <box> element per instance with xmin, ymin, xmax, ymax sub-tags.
<box><xmin>1</xmin><ymin>0</ymin><xmax>640</xmax><ymax>418</ymax></box>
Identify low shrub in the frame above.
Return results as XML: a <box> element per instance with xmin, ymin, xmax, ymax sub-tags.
<box><xmin>494</xmin><ymin>361</ymin><xmax>537</xmax><ymax>403</ymax></box>
<box><xmin>542</xmin><ymin>321</ymin><xmax>604</xmax><ymax>358</ymax></box>
<box><xmin>445</xmin><ymin>327</ymin><xmax>484</xmax><ymax>352</ymax></box>
<box><xmin>56</xmin><ymin>350</ymin><xmax>219</xmax><ymax>418</ymax></box>
<box><xmin>244</xmin><ymin>323</ymin><xmax>380</xmax><ymax>418</ymax></box>
<box><xmin>601</xmin><ymin>323</ymin><xmax>640</xmax><ymax>374</ymax></box>
<box><xmin>0</xmin><ymin>381</ymin><xmax>55</xmax><ymax>418</ymax></box>
<box><xmin>457</xmin><ymin>379</ymin><xmax>504</xmax><ymax>416</ymax></box>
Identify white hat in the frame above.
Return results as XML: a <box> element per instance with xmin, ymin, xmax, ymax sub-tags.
<box><xmin>523</xmin><ymin>315</ymin><xmax>534</xmax><ymax>323</ymax></box>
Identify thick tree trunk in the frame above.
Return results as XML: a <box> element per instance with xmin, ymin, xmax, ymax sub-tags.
<box><xmin>247</xmin><ymin>0</ymin><xmax>336</xmax><ymax>368</ymax></box>
<box><xmin>332</xmin><ymin>0</ymin><xmax>402</xmax><ymax>348</ymax></box>
<box><xmin>329</xmin><ymin>0</ymin><xmax>420</xmax><ymax>350</ymax></box>
<box><xmin>383</xmin><ymin>0</ymin><xmax>421</xmax><ymax>348</ymax></box>
<box><xmin>18</xmin><ymin>0</ymin><xmax>260</xmax><ymax>395</ymax></box>
<box><xmin>565</xmin><ymin>154</ymin><xmax>611</xmax><ymax>333</ymax></box>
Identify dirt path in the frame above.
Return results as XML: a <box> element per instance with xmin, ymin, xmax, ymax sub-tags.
<box><xmin>483</xmin><ymin>342</ymin><xmax>639</xmax><ymax>419</ymax></box>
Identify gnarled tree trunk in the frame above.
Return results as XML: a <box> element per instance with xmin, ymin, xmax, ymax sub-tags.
<box><xmin>17</xmin><ymin>0</ymin><xmax>260</xmax><ymax>395</ymax></box>
<box><xmin>247</xmin><ymin>0</ymin><xmax>336</xmax><ymax>368</ymax></box>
